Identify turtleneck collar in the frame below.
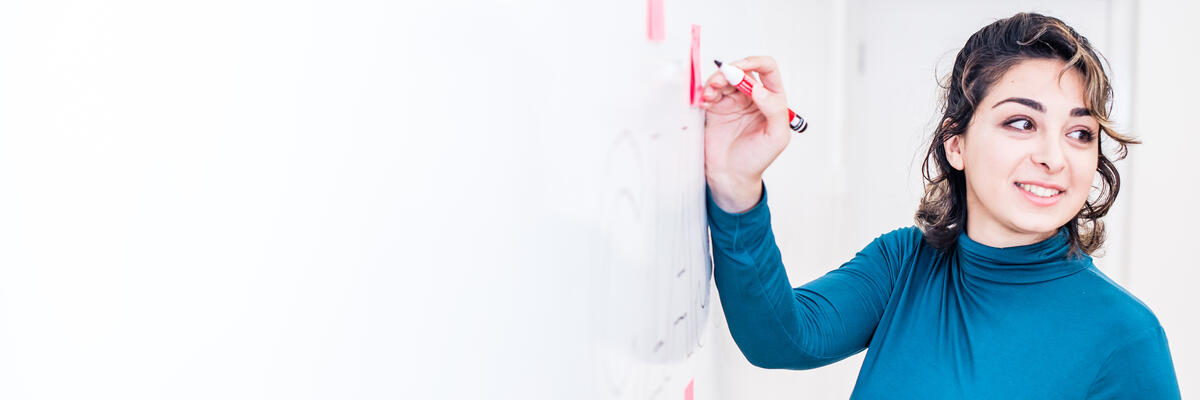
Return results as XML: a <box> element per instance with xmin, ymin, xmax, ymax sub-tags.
<box><xmin>955</xmin><ymin>226</ymin><xmax>1091</xmax><ymax>284</ymax></box>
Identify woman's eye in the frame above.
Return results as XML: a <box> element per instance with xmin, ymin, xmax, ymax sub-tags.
<box><xmin>1068</xmin><ymin>129</ymin><xmax>1096</xmax><ymax>143</ymax></box>
<box><xmin>1005</xmin><ymin>118</ymin><xmax>1034</xmax><ymax>131</ymax></box>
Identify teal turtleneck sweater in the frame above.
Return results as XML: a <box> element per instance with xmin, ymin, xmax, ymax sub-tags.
<box><xmin>707</xmin><ymin>185</ymin><xmax>1180</xmax><ymax>399</ymax></box>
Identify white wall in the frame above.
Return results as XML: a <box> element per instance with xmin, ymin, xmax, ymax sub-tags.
<box><xmin>1125</xmin><ymin>1</ymin><xmax>1200</xmax><ymax>398</ymax></box>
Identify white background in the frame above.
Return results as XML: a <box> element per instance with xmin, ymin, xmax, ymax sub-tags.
<box><xmin>0</xmin><ymin>0</ymin><xmax>1196</xmax><ymax>399</ymax></box>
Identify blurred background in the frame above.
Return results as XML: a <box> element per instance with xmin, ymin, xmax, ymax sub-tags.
<box><xmin>0</xmin><ymin>0</ymin><xmax>1195</xmax><ymax>399</ymax></box>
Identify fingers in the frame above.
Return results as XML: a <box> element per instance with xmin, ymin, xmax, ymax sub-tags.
<box><xmin>705</xmin><ymin>69</ymin><xmax>728</xmax><ymax>88</ymax></box>
<box><xmin>704</xmin><ymin>70</ymin><xmax>737</xmax><ymax>96</ymax></box>
<box><xmin>748</xmin><ymin>83</ymin><xmax>790</xmax><ymax>135</ymax></box>
<box><xmin>699</xmin><ymin>70</ymin><xmax>741</xmax><ymax>110</ymax></box>
<box><xmin>749</xmin><ymin>84</ymin><xmax>785</xmax><ymax>118</ymax></box>
<box><xmin>731</xmin><ymin>56</ymin><xmax>784</xmax><ymax>93</ymax></box>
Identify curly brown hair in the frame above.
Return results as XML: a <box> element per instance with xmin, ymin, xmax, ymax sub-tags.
<box><xmin>915</xmin><ymin>12</ymin><xmax>1139</xmax><ymax>256</ymax></box>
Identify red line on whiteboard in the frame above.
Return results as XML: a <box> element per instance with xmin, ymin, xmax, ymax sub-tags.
<box><xmin>689</xmin><ymin>24</ymin><xmax>702</xmax><ymax>106</ymax></box>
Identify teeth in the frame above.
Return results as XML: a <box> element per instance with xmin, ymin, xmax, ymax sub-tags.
<box><xmin>1019</xmin><ymin>183</ymin><xmax>1062</xmax><ymax>198</ymax></box>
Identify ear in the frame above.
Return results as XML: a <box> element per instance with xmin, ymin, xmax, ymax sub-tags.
<box><xmin>944</xmin><ymin>134</ymin><xmax>966</xmax><ymax>171</ymax></box>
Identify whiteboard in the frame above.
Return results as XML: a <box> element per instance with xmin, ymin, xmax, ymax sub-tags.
<box><xmin>0</xmin><ymin>0</ymin><xmax>728</xmax><ymax>398</ymax></box>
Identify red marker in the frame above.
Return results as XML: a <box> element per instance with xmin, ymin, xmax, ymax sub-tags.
<box><xmin>714</xmin><ymin>60</ymin><xmax>808</xmax><ymax>133</ymax></box>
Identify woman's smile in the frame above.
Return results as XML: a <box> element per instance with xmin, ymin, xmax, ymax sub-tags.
<box><xmin>1014</xmin><ymin>181</ymin><xmax>1064</xmax><ymax>207</ymax></box>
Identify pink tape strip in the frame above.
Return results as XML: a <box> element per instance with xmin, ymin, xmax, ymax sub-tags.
<box><xmin>684</xmin><ymin>378</ymin><xmax>694</xmax><ymax>400</ymax></box>
<box><xmin>647</xmin><ymin>0</ymin><xmax>665</xmax><ymax>41</ymax></box>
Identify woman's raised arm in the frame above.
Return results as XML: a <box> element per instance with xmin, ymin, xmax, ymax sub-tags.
<box><xmin>703</xmin><ymin>57</ymin><xmax>909</xmax><ymax>369</ymax></box>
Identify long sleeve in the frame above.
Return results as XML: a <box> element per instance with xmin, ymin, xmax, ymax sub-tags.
<box><xmin>706</xmin><ymin>183</ymin><xmax>910</xmax><ymax>370</ymax></box>
<box><xmin>1086</xmin><ymin>326</ymin><xmax>1181</xmax><ymax>399</ymax></box>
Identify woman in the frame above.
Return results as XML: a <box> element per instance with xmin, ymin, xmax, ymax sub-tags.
<box><xmin>699</xmin><ymin>12</ymin><xmax>1180</xmax><ymax>398</ymax></box>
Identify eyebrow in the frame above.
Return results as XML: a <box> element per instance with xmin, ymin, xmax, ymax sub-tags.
<box><xmin>992</xmin><ymin>97</ymin><xmax>1090</xmax><ymax>117</ymax></box>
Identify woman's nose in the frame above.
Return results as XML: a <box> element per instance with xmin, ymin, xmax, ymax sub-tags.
<box><xmin>1031</xmin><ymin>134</ymin><xmax>1067</xmax><ymax>173</ymax></box>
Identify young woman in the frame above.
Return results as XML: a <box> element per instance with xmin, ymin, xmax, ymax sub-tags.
<box><xmin>699</xmin><ymin>12</ymin><xmax>1181</xmax><ymax>398</ymax></box>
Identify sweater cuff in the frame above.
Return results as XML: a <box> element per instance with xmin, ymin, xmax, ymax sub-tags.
<box><xmin>706</xmin><ymin>182</ymin><xmax>771</xmax><ymax>250</ymax></box>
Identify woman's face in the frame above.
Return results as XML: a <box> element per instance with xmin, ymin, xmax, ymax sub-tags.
<box><xmin>944</xmin><ymin>58</ymin><xmax>1100</xmax><ymax>247</ymax></box>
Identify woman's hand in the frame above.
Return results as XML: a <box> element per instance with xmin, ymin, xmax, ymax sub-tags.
<box><xmin>700</xmin><ymin>56</ymin><xmax>792</xmax><ymax>213</ymax></box>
